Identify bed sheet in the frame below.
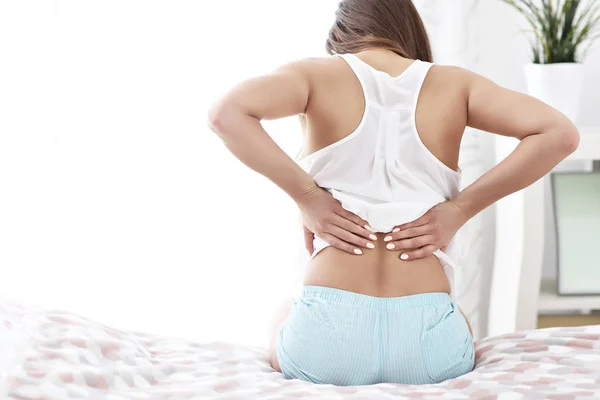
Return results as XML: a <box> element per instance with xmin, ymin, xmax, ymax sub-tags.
<box><xmin>2</xmin><ymin>301</ymin><xmax>600</xmax><ymax>400</ymax></box>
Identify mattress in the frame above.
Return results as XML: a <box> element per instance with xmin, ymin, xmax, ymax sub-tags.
<box><xmin>2</xmin><ymin>300</ymin><xmax>600</xmax><ymax>400</ymax></box>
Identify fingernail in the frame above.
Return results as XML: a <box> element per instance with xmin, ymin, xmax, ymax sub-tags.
<box><xmin>400</xmin><ymin>253</ymin><xmax>409</xmax><ymax>260</ymax></box>
<box><xmin>384</xmin><ymin>236</ymin><xmax>392</xmax><ymax>242</ymax></box>
<box><xmin>386</xmin><ymin>243</ymin><xmax>395</xmax><ymax>250</ymax></box>
<box><xmin>354</xmin><ymin>248</ymin><xmax>363</xmax><ymax>255</ymax></box>
<box><xmin>364</xmin><ymin>225</ymin><xmax>373</xmax><ymax>231</ymax></box>
<box><xmin>393</xmin><ymin>228</ymin><xmax>400</xmax><ymax>233</ymax></box>
<box><xmin>369</xmin><ymin>234</ymin><xmax>377</xmax><ymax>241</ymax></box>
<box><xmin>366</xmin><ymin>242</ymin><xmax>375</xmax><ymax>249</ymax></box>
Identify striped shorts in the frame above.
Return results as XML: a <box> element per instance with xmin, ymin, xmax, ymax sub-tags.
<box><xmin>276</xmin><ymin>286</ymin><xmax>474</xmax><ymax>386</ymax></box>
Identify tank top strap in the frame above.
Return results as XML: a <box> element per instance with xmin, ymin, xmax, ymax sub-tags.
<box><xmin>336</xmin><ymin>53</ymin><xmax>373</xmax><ymax>104</ymax></box>
<box><xmin>400</xmin><ymin>60</ymin><xmax>434</xmax><ymax>96</ymax></box>
<box><xmin>336</xmin><ymin>54</ymin><xmax>435</xmax><ymax>109</ymax></box>
<box><xmin>336</xmin><ymin>53</ymin><xmax>373</xmax><ymax>80</ymax></box>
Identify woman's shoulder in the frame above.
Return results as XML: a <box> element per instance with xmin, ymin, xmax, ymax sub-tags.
<box><xmin>427</xmin><ymin>63</ymin><xmax>474</xmax><ymax>81</ymax></box>
<box><xmin>422</xmin><ymin>64</ymin><xmax>478</xmax><ymax>96</ymax></box>
<box><xmin>275</xmin><ymin>56</ymin><xmax>351</xmax><ymax>80</ymax></box>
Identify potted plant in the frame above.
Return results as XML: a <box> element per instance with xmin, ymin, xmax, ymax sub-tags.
<box><xmin>502</xmin><ymin>0</ymin><xmax>600</xmax><ymax>123</ymax></box>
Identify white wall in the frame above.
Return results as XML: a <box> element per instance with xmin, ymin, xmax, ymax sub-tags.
<box><xmin>0</xmin><ymin>0</ymin><xmax>339</xmax><ymax>347</ymax></box>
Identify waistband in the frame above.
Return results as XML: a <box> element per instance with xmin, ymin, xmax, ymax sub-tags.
<box><xmin>301</xmin><ymin>286</ymin><xmax>451</xmax><ymax>311</ymax></box>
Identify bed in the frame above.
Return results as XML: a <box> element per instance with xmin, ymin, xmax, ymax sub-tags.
<box><xmin>2</xmin><ymin>301</ymin><xmax>600</xmax><ymax>400</ymax></box>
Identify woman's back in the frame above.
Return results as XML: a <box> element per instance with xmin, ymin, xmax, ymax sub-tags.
<box><xmin>209</xmin><ymin>1</ymin><xmax>578</xmax><ymax>385</ymax></box>
<box><xmin>300</xmin><ymin>50</ymin><xmax>468</xmax><ymax>298</ymax></box>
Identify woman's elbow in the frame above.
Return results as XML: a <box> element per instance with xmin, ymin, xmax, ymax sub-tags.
<box><xmin>556</xmin><ymin>122</ymin><xmax>580</xmax><ymax>156</ymax></box>
<box><xmin>208</xmin><ymin>100</ymin><xmax>258</xmax><ymax>144</ymax></box>
<box><xmin>207</xmin><ymin>101</ymin><xmax>232</xmax><ymax>137</ymax></box>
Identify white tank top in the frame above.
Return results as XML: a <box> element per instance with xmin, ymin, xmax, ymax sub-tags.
<box><xmin>296</xmin><ymin>53</ymin><xmax>467</xmax><ymax>301</ymax></box>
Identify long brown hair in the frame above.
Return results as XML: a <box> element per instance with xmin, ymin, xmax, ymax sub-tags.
<box><xmin>326</xmin><ymin>0</ymin><xmax>433</xmax><ymax>62</ymax></box>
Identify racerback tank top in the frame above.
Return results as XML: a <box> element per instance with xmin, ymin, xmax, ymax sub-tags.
<box><xmin>296</xmin><ymin>53</ymin><xmax>467</xmax><ymax>301</ymax></box>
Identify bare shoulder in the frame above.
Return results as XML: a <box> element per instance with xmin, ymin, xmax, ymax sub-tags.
<box><xmin>425</xmin><ymin>64</ymin><xmax>477</xmax><ymax>94</ymax></box>
<box><xmin>275</xmin><ymin>57</ymin><xmax>350</xmax><ymax>82</ymax></box>
<box><xmin>274</xmin><ymin>57</ymin><xmax>358</xmax><ymax>115</ymax></box>
<box><xmin>276</xmin><ymin>57</ymin><xmax>344</xmax><ymax>76</ymax></box>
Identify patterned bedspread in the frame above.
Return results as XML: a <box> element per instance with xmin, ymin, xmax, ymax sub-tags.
<box><xmin>2</xmin><ymin>301</ymin><xmax>600</xmax><ymax>400</ymax></box>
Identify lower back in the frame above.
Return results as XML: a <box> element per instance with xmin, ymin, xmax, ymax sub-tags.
<box><xmin>303</xmin><ymin>233</ymin><xmax>451</xmax><ymax>297</ymax></box>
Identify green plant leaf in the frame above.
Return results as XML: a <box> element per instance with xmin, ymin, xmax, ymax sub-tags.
<box><xmin>501</xmin><ymin>0</ymin><xmax>600</xmax><ymax>63</ymax></box>
<box><xmin>560</xmin><ymin>0</ymin><xmax>578</xmax><ymax>43</ymax></box>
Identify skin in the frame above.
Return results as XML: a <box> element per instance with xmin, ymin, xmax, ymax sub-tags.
<box><xmin>208</xmin><ymin>48</ymin><xmax>579</xmax><ymax>373</ymax></box>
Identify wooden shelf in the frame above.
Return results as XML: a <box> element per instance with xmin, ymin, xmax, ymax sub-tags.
<box><xmin>539</xmin><ymin>279</ymin><xmax>600</xmax><ymax>313</ymax></box>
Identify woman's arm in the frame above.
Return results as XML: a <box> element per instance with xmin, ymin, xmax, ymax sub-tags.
<box><xmin>208</xmin><ymin>61</ymin><xmax>376</xmax><ymax>255</ymax></box>
<box><xmin>384</xmin><ymin>69</ymin><xmax>579</xmax><ymax>260</ymax></box>
<box><xmin>208</xmin><ymin>62</ymin><xmax>315</xmax><ymax>201</ymax></box>
<box><xmin>453</xmin><ymin>71</ymin><xmax>580</xmax><ymax>219</ymax></box>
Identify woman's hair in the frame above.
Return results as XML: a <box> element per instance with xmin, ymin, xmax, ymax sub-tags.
<box><xmin>326</xmin><ymin>0</ymin><xmax>433</xmax><ymax>62</ymax></box>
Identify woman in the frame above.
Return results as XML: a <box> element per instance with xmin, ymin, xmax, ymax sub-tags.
<box><xmin>208</xmin><ymin>0</ymin><xmax>579</xmax><ymax>386</ymax></box>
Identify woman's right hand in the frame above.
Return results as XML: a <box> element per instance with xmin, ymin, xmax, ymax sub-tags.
<box><xmin>296</xmin><ymin>184</ymin><xmax>377</xmax><ymax>255</ymax></box>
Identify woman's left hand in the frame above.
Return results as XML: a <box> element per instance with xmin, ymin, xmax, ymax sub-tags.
<box><xmin>383</xmin><ymin>201</ymin><xmax>469</xmax><ymax>261</ymax></box>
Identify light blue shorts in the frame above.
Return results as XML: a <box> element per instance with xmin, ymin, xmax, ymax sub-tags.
<box><xmin>277</xmin><ymin>286</ymin><xmax>474</xmax><ymax>386</ymax></box>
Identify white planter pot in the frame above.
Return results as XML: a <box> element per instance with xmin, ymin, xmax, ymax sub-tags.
<box><xmin>523</xmin><ymin>63</ymin><xmax>585</xmax><ymax>123</ymax></box>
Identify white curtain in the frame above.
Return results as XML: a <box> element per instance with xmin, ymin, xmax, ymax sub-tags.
<box><xmin>0</xmin><ymin>0</ymin><xmax>492</xmax><ymax>346</ymax></box>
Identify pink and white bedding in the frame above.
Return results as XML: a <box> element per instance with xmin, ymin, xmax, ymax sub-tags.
<box><xmin>2</xmin><ymin>301</ymin><xmax>600</xmax><ymax>400</ymax></box>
